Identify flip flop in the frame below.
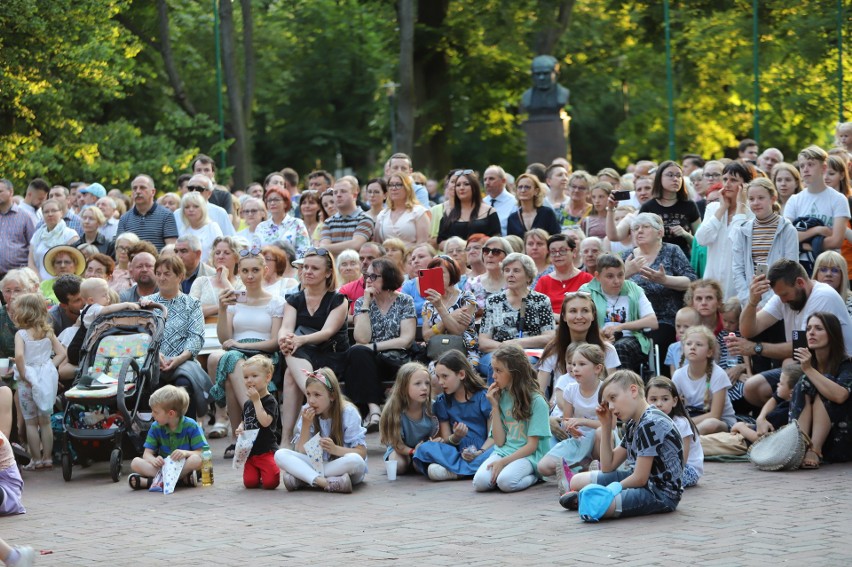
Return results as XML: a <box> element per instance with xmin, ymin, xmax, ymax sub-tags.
<box><xmin>207</xmin><ymin>423</ymin><xmax>229</xmax><ymax>439</ymax></box>
<box><xmin>223</xmin><ymin>444</ymin><xmax>236</xmax><ymax>459</ymax></box>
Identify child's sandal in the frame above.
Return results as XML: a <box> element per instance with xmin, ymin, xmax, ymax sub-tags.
<box><xmin>128</xmin><ymin>473</ymin><xmax>153</xmax><ymax>490</ymax></box>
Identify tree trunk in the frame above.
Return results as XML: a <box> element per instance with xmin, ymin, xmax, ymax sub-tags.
<box><xmin>396</xmin><ymin>0</ymin><xmax>416</xmax><ymax>156</ymax></box>
<box><xmin>240</xmin><ymin>0</ymin><xmax>255</xmax><ymax>121</ymax></box>
<box><xmin>219</xmin><ymin>0</ymin><xmax>251</xmax><ymax>189</ymax></box>
<box><xmin>533</xmin><ymin>0</ymin><xmax>577</xmax><ymax>55</ymax></box>
<box><xmin>412</xmin><ymin>0</ymin><xmax>450</xmax><ymax>176</ymax></box>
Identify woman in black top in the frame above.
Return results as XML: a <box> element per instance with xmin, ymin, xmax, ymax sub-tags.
<box><xmin>506</xmin><ymin>173</ymin><xmax>561</xmax><ymax>238</ymax></box>
<box><xmin>277</xmin><ymin>247</ymin><xmax>350</xmax><ymax>442</ymax></box>
<box><xmin>437</xmin><ymin>170</ymin><xmax>500</xmax><ymax>245</ymax></box>
<box><xmin>639</xmin><ymin>160</ymin><xmax>701</xmax><ymax>260</ymax></box>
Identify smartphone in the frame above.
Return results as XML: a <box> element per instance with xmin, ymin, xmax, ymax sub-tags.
<box><xmin>612</xmin><ymin>190</ymin><xmax>631</xmax><ymax>201</ymax></box>
<box><xmin>792</xmin><ymin>329</ymin><xmax>808</xmax><ymax>351</ymax></box>
<box><xmin>235</xmin><ymin>290</ymin><xmax>248</xmax><ymax>303</ymax></box>
<box><xmin>755</xmin><ymin>263</ymin><xmax>769</xmax><ymax>277</ymax></box>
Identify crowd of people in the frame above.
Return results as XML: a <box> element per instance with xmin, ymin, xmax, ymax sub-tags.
<box><xmin>1</xmin><ymin>124</ymin><xmax>852</xmax><ymax>536</ymax></box>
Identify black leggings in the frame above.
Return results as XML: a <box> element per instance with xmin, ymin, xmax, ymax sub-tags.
<box><xmin>344</xmin><ymin>346</ymin><xmax>404</xmax><ymax>415</ymax></box>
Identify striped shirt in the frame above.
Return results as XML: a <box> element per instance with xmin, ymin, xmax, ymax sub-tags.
<box><xmin>0</xmin><ymin>205</ymin><xmax>36</xmax><ymax>276</ymax></box>
<box><xmin>116</xmin><ymin>203</ymin><xmax>178</xmax><ymax>251</ymax></box>
<box><xmin>143</xmin><ymin>416</ymin><xmax>208</xmax><ymax>457</ymax></box>
<box><xmin>320</xmin><ymin>209</ymin><xmax>374</xmax><ymax>244</ymax></box>
<box><xmin>751</xmin><ymin>213</ymin><xmax>779</xmax><ymax>266</ymax></box>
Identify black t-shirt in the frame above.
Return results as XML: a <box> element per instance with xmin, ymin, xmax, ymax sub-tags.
<box><xmin>243</xmin><ymin>394</ymin><xmax>280</xmax><ymax>454</ymax></box>
<box><xmin>285</xmin><ymin>290</ymin><xmax>349</xmax><ymax>352</ymax></box>
<box><xmin>437</xmin><ymin>210</ymin><xmax>501</xmax><ymax>244</ymax></box>
<box><xmin>639</xmin><ymin>199</ymin><xmax>700</xmax><ymax>259</ymax></box>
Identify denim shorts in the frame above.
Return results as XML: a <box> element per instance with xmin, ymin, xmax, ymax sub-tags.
<box><xmin>590</xmin><ymin>470</ymin><xmax>679</xmax><ymax>518</ymax></box>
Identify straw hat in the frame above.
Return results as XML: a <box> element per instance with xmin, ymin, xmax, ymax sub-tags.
<box><xmin>44</xmin><ymin>245</ymin><xmax>86</xmax><ymax>277</ymax></box>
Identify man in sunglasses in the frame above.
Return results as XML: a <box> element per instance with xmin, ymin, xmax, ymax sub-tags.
<box><xmin>191</xmin><ymin>153</ymin><xmax>233</xmax><ymax>214</ymax></box>
<box><xmin>174</xmin><ymin>175</ymin><xmax>236</xmax><ymax>237</ymax></box>
<box><xmin>116</xmin><ymin>174</ymin><xmax>178</xmax><ymax>252</ymax></box>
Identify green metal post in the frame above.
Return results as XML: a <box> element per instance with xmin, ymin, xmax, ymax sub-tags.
<box><xmin>214</xmin><ymin>0</ymin><xmax>226</xmax><ymax>170</ymax></box>
<box><xmin>839</xmin><ymin>0</ymin><xmax>845</xmax><ymax>123</ymax></box>
<box><xmin>664</xmin><ymin>0</ymin><xmax>675</xmax><ymax>161</ymax></box>
<box><xmin>753</xmin><ymin>0</ymin><xmax>760</xmax><ymax>143</ymax></box>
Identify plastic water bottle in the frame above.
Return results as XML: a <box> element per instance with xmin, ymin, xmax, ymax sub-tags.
<box><xmin>201</xmin><ymin>448</ymin><xmax>214</xmax><ymax>486</ymax></box>
<box><xmin>726</xmin><ymin>332</ymin><xmax>739</xmax><ymax>368</ymax></box>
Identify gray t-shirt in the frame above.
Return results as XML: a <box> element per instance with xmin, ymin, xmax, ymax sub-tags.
<box><xmin>620</xmin><ymin>406</ymin><xmax>683</xmax><ymax>502</ymax></box>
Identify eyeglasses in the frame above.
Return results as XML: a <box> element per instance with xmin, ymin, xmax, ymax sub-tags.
<box><xmin>550</xmin><ymin>248</ymin><xmax>571</xmax><ymax>257</ymax></box>
<box><xmin>364</xmin><ymin>273</ymin><xmax>380</xmax><ymax>282</ymax></box>
<box><xmin>388</xmin><ymin>183</ymin><xmax>404</xmax><ymax>189</ymax></box>
<box><xmin>53</xmin><ymin>260</ymin><xmax>75</xmax><ymax>266</ymax></box>
<box><xmin>465</xmin><ymin>245</ymin><xmax>482</xmax><ymax>252</ymax></box>
<box><xmin>703</xmin><ymin>173</ymin><xmax>722</xmax><ymax>180</ymax></box>
<box><xmin>305</xmin><ymin>247</ymin><xmax>330</xmax><ymax>258</ymax></box>
<box><xmin>436</xmin><ymin>254</ymin><xmax>453</xmax><ymax>263</ymax></box>
<box><xmin>482</xmin><ymin>247</ymin><xmax>507</xmax><ymax>256</ymax></box>
<box><xmin>663</xmin><ymin>172</ymin><xmax>683</xmax><ymax>180</ymax></box>
<box><xmin>243</xmin><ymin>209</ymin><xmax>261</xmax><ymax>214</ymax></box>
<box><xmin>187</xmin><ymin>185</ymin><xmax>207</xmax><ymax>192</ymax></box>
<box><xmin>239</xmin><ymin>247</ymin><xmax>261</xmax><ymax>257</ymax></box>
<box><xmin>568</xmin><ymin>184</ymin><xmax>588</xmax><ymax>191</ymax></box>
<box><xmin>321</xmin><ymin>189</ymin><xmax>334</xmax><ymax>197</ymax></box>
<box><xmin>265</xmin><ymin>198</ymin><xmax>284</xmax><ymax>204</ymax></box>
<box><xmin>819</xmin><ymin>266</ymin><xmax>842</xmax><ymax>275</ymax></box>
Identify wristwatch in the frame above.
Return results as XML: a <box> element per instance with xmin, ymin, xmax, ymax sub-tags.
<box><xmin>753</xmin><ymin>342</ymin><xmax>763</xmax><ymax>355</ymax></box>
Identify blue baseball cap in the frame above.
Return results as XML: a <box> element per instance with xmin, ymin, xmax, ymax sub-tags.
<box><xmin>79</xmin><ymin>183</ymin><xmax>107</xmax><ymax>199</ymax></box>
<box><xmin>578</xmin><ymin>481</ymin><xmax>622</xmax><ymax>522</ymax></box>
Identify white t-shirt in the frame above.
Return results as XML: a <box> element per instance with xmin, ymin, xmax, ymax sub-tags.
<box><xmin>673</xmin><ymin>415</ymin><xmax>704</xmax><ymax>475</ymax></box>
<box><xmin>83</xmin><ymin>303</ymin><xmax>105</xmax><ymax>327</ymax></box>
<box><xmin>784</xmin><ymin>187</ymin><xmax>850</xmax><ymax>259</ymax></box>
<box><xmin>539</xmin><ymin>343</ymin><xmax>621</xmax><ymax>375</ymax></box>
<box><xmin>562</xmin><ymin>381</ymin><xmax>601</xmax><ymax>423</ymax></box>
<box><xmin>602</xmin><ymin>291</ymin><xmax>653</xmax><ymax>337</ymax></box>
<box><xmin>672</xmin><ymin>363</ymin><xmax>736</xmax><ymax>427</ymax></box>
<box><xmin>762</xmin><ymin>281</ymin><xmax>852</xmax><ymax>355</ymax></box>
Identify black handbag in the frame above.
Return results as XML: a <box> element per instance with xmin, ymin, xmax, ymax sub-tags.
<box><xmin>426</xmin><ymin>334</ymin><xmax>466</xmax><ymax>360</ymax></box>
<box><xmin>377</xmin><ymin>348</ymin><xmax>412</xmax><ymax>367</ymax></box>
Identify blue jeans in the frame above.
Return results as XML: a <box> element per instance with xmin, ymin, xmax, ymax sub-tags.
<box><xmin>590</xmin><ymin>470</ymin><xmax>679</xmax><ymax>518</ymax></box>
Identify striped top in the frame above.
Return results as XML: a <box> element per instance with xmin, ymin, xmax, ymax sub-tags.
<box><xmin>320</xmin><ymin>209</ymin><xmax>374</xmax><ymax>244</ymax></box>
<box><xmin>116</xmin><ymin>203</ymin><xmax>178</xmax><ymax>251</ymax></box>
<box><xmin>751</xmin><ymin>213</ymin><xmax>779</xmax><ymax>266</ymax></box>
<box><xmin>0</xmin><ymin>205</ymin><xmax>36</xmax><ymax>276</ymax></box>
<box><xmin>143</xmin><ymin>416</ymin><xmax>208</xmax><ymax>457</ymax></box>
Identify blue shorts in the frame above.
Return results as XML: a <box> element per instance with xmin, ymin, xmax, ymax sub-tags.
<box><xmin>589</xmin><ymin>470</ymin><xmax>679</xmax><ymax>518</ymax></box>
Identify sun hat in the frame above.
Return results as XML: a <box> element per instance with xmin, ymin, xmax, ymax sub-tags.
<box><xmin>44</xmin><ymin>245</ymin><xmax>86</xmax><ymax>277</ymax></box>
<box><xmin>578</xmin><ymin>481</ymin><xmax>623</xmax><ymax>522</ymax></box>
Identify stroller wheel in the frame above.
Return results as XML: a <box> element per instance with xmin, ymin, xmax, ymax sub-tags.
<box><xmin>61</xmin><ymin>453</ymin><xmax>72</xmax><ymax>482</ymax></box>
<box><xmin>110</xmin><ymin>449</ymin><xmax>122</xmax><ymax>483</ymax></box>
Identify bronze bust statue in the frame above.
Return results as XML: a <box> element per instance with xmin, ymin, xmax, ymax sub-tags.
<box><xmin>521</xmin><ymin>55</ymin><xmax>570</xmax><ymax>120</ymax></box>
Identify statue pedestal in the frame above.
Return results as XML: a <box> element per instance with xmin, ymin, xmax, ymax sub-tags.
<box><xmin>522</xmin><ymin>117</ymin><xmax>568</xmax><ymax>165</ymax></box>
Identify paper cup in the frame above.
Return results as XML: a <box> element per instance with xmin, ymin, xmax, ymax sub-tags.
<box><xmin>385</xmin><ymin>459</ymin><xmax>398</xmax><ymax>481</ymax></box>
<box><xmin>0</xmin><ymin>359</ymin><xmax>8</xmax><ymax>375</ymax></box>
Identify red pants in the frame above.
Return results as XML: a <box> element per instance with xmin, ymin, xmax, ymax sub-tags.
<box><xmin>243</xmin><ymin>452</ymin><xmax>280</xmax><ymax>490</ymax></box>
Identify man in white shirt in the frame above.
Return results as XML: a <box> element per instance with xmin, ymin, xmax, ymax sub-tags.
<box><xmin>173</xmin><ymin>175</ymin><xmax>235</xmax><ymax>236</ymax></box>
<box><xmin>483</xmin><ymin>165</ymin><xmax>518</xmax><ymax>236</ymax></box>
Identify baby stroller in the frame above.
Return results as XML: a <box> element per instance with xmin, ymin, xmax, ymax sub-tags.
<box><xmin>60</xmin><ymin>304</ymin><xmax>165</xmax><ymax>482</ymax></box>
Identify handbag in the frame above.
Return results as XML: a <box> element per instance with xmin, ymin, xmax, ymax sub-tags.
<box><xmin>377</xmin><ymin>348</ymin><xmax>411</xmax><ymax>367</ymax></box>
<box><xmin>747</xmin><ymin>419</ymin><xmax>810</xmax><ymax>471</ymax></box>
<box><xmin>426</xmin><ymin>334</ymin><xmax>466</xmax><ymax>360</ymax></box>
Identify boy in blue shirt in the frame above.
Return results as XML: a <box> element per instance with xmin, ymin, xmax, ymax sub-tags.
<box><xmin>560</xmin><ymin>370</ymin><xmax>683</xmax><ymax>519</ymax></box>
<box><xmin>129</xmin><ymin>385</ymin><xmax>209</xmax><ymax>490</ymax></box>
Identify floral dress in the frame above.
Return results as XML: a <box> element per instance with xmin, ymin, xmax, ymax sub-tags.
<box><xmin>254</xmin><ymin>216</ymin><xmax>310</xmax><ymax>257</ymax></box>
<box><xmin>422</xmin><ymin>289</ymin><xmax>480</xmax><ymax>366</ymax></box>
<box><xmin>480</xmin><ymin>291</ymin><xmax>554</xmax><ymax>342</ymax></box>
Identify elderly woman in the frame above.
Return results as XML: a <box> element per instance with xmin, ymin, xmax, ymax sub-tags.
<box><xmin>254</xmin><ymin>186</ymin><xmax>310</xmax><ymax>256</ymax></box>
<box><xmin>141</xmin><ymin>256</ymin><xmax>208</xmax><ymax>419</ymax></box>
<box><xmin>190</xmin><ymin>236</ymin><xmax>246</xmax><ymax>319</ymax></box>
<box><xmin>236</xmin><ymin>197</ymin><xmax>267</xmax><ymax>245</ymax></box>
<box><xmin>336</xmin><ymin>249</ymin><xmax>361</xmax><ymax>287</ymax></box>
<box><xmin>812</xmin><ymin>251</ymin><xmax>852</xmax><ymax>317</ymax></box>
<box><xmin>622</xmin><ymin>212</ymin><xmax>697</xmax><ymax>368</ymax></box>
<box><xmin>464</xmin><ymin>236</ymin><xmax>510</xmax><ymax>317</ymax></box>
<box><xmin>84</xmin><ymin>253</ymin><xmax>115</xmax><ymax>282</ymax></box>
<box><xmin>507</xmin><ymin>173</ymin><xmax>561</xmax><ymax>238</ymax></box>
<box><xmin>478</xmin><ymin>253</ymin><xmax>555</xmax><ymax>380</ymax></box>
<box><xmin>157</xmin><ymin>192</ymin><xmax>181</xmax><ymax>212</ymax></box>
<box><xmin>465</xmin><ymin>233</ymin><xmax>488</xmax><ymax>278</ymax></box>
<box><xmin>381</xmin><ymin>238</ymin><xmax>407</xmax><ymax>275</ymax></box>
<box><xmin>178</xmin><ymin>192</ymin><xmax>223</xmax><ymax>263</ymax></box>
<box><xmin>400</xmin><ymin>242</ymin><xmax>436</xmax><ymax>325</ymax></box>
<box><xmin>421</xmin><ymin>255</ymin><xmax>479</xmax><ymax>367</ymax></box>
<box><xmin>437</xmin><ymin>170</ymin><xmax>500</xmax><ymax>245</ymax></box>
<box><xmin>111</xmin><ymin>232</ymin><xmax>139</xmax><ymax>293</ymax></box>
<box><xmin>534</xmin><ymin>234</ymin><xmax>593</xmax><ymax>316</ymax></box>
<box><xmin>76</xmin><ymin>207</ymin><xmax>111</xmax><ymax>255</ymax></box>
<box><xmin>29</xmin><ymin>199</ymin><xmax>79</xmax><ymax>281</ymax></box>
<box><xmin>524</xmin><ymin>228</ymin><xmax>553</xmax><ymax>290</ymax></box>
<box><xmin>262</xmin><ymin>244</ymin><xmax>298</xmax><ymax>297</ymax></box>
<box><xmin>364</xmin><ymin>177</ymin><xmax>387</xmax><ymax>223</ymax></box>
<box><xmin>346</xmin><ymin>258</ymin><xmax>416</xmax><ymax>431</ymax></box>
<box><xmin>375</xmin><ymin>173</ymin><xmax>430</xmax><ymax>246</ymax></box>
<box><xmin>0</xmin><ymin>270</ymin><xmax>39</xmax><ymax>361</ymax></box>
<box><xmin>277</xmin><ymin>247</ymin><xmax>350</xmax><ymax>441</ymax></box>
<box><xmin>39</xmin><ymin>245</ymin><xmax>85</xmax><ymax>304</ymax></box>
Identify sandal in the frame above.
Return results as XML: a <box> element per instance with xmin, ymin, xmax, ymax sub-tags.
<box><xmin>128</xmin><ymin>473</ymin><xmax>154</xmax><ymax>490</ymax></box>
<box><xmin>39</xmin><ymin>459</ymin><xmax>54</xmax><ymax>471</ymax></box>
<box><xmin>223</xmin><ymin>444</ymin><xmax>236</xmax><ymax>459</ymax></box>
<box><xmin>21</xmin><ymin>461</ymin><xmax>38</xmax><ymax>472</ymax></box>
<box><xmin>207</xmin><ymin>423</ymin><xmax>229</xmax><ymax>439</ymax></box>
<box><xmin>802</xmin><ymin>448</ymin><xmax>822</xmax><ymax>469</ymax></box>
<box><xmin>363</xmin><ymin>412</ymin><xmax>380</xmax><ymax>433</ymax></box>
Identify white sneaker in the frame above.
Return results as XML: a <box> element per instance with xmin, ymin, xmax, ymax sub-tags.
<box><xmin>282</xmin><ymin>472</ymin><xmax>305</xmax><ymax>492</ymax></box>
<box><xmin>10</xmin><ymin>546</ymin><xmax>35</xmax><ymax>567</ymax></box>
<box><xmin>324</xmin><ymin>473</ymin><xmax>353</xmax><ymax>493</ymax></box>
<box><xmin>427</xmin><ymin>463</ymin><xmax>458</xmax><ymax>481</ymax></box>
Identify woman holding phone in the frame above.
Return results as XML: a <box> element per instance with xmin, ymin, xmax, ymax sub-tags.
<box><xmin>421</xmin><ymin>255</ymin><xmax>479</xmax><ymax>367</ymax></box>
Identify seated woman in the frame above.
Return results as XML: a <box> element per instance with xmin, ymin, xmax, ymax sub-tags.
<box><xmin>111</xmin><ymin>232</ymin><xmax>139</xmax><ymax>294</ymax></box>
<box><xmin>506</xmin><ymin>173</ymin><xmax>560</xmax><ymax>238</ymax></box>
<box><xmin>29</xmin><ymin>199</ymin><xmax>79</xmax><ymax>282</ymax></box>
<box><xmin>421</xmin><ymin>255</ymin><xmax>479</xmax><ymax>368</ymax></box>
<box><xmin>141</xmin><ymin>256</ymin><xmax>208</xmax><ymax>420</ymax></box>
<box><xmin>39</xmin><ymin>245</ymin><xmax>85</xmax><ymax>305</ymax></box>
<box><xmin>207</xmin><ymin>251</ymin><xmax>284</xmax><ymax>457</ymax></box>
<box><xmin>236</xmin><ymin>197</ymin><xmax>267</xmax><ymax>245</ymax></box>
<box><xmin>336</xmin><ymin>249</ymin><xmax>361</xmax><ymax>287</ymax></box>
<box><xmin>346</xmin><ymin>258</ymin><xmax>416</xmax><ymax>432</ymax></box>
<box><xmin>190</xmin><ymin>236</ymin><xmax>245</xmax><ymax>319</ymax></box>
<box><xmin>255</xmin><ymin>186</ymin><xmax>310</xmax><ymax>257</ymax></box>
<box><xmin>83</xmin><ymin>253</ymin><xmax>115</xmax><ymax>283</ymax></box>
<box><xmin>76</xmin><ymin>206</ymin><xmax>111</xmax><ymax>255</ymax></box>
<box><xmin>177</xmin><ymin>192</ymin><xmax>223</xmax><ymax>263</ymax></box>
<box><xmin>278</xmin><ymin>248</ymin><xmax>350</xmax><ymax>442</ymax></box>
<box><xmin>437</xmin><ymin>170</ymin><xmax>500</xmax><ymax>246</ymax></box>
<box><xmin>478</xmin><ymin>253</ymin><xmax>555</xmax><ymax>380</ymax></box>
<box><xmin>812</xmin><ymin>251</ymin><xmax>852</xmax><ymax>317</ymax></box>
<box><xmin>374</xmin><ymin>173</ymin><xmax>430</xmax><ymax>247</ymax></box>
<box><xmin>399</xmin><ymin>243</ymin><xmax>436</xmax><ymax>325</ymax></box>
<box><xmin>791</xmin><ymin>312</ymin><xmax>852</xmax><ymax>468</ymax></box>
<box><xmin>261</xmin><ymin>244</ymin><xmax>298</xmax><ymax>298</ymax></box>
<box><xmin>524</xmin><ymin>229</ymin><xmax>554</xmax><ymax>290</ymax></box>
<box><xmin>534</xmin><ymin>234</ymin><xmax>593</xmax><ymax>316</ymax></box>
<box><xmin>622</xmin><ymin>212</ymin><xmax>697</xmax><ymax>372</ymax></box>
<box><xmin>463</xmin><ymin>236</ymin><xmax>510</xmax><ymax>318</ymax></box>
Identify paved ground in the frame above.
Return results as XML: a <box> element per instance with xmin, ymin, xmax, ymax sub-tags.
<box><xmin>4</xmin><ymin>434</ymin><xmax>852</xmax><ymax>566</ymax></box>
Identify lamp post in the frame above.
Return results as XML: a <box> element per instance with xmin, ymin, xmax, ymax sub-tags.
<box><xmin>214</xmin><ymin>0</ymin><xmax>226</xmax><ymax>170</ymax></box>
<box><xmin>664</xmin><ymin>0</ymin><xmax>675</xmax><ymax>161</ymax></box>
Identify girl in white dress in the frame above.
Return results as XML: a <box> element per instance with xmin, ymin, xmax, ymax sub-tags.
<box><xmin>13</xmin><ymin>294</ymin><xmax>65</xmax><ymax>471</ymax></box>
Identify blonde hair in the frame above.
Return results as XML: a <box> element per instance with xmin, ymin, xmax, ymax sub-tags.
<box><xmin>747</xmin><ymin>178</ymin><xmax>782</xmax><ymax>213</ymax></box>
<box><xmin>380</xmin><ymin>362</ymin><xmax>433</xmax><ymax>447</ymax></box>
<box><xmin>180</xmin><ymin>191</ymin><xmax>211</xmax><ymax>228</ymax></box>
<box><xmin>600</xmin><ymin>369</ymin><xmax>644</xmax><ymax>402</ymax></box>
<box><xmin>572</xmin><ymin>343</ymin><xmax>606</xmax><ymax>382</ymax></box>
<box><xmin>12</xmin><ymin>294</ymin><xmax>53</xmax><ymax>340</ymax></box>
<box><xmin>79</xmin><ymin>277</ymin><xmax>109</xmax><ymax>302</ymax></box>
<box><xmin>149</xmin><ymin>384</ymin><xmax>190</xmax><ymax>417</ymax></box>
<box><xmin>681</xmin><ymin>325</ymin><xmax>718</xmax><ymax>408</ymax></box>
<box><xmin>386</xmin><ymin>173</ymin><xmax>419</xmax><ymax>211</ymax></box>
<box><xmin>813</xmin><ymin>250</ymin><xmax>851</xmax><ymax>300</ymax></box>
<box><xmin>242</xmin><ymin>354</ymin><xmax>274</xmax><ymax>377</ymax></box>
<box><xmin>304</xmin><ymin>368</ymin><xmax>354</xmax><ymax>451</ymax></box>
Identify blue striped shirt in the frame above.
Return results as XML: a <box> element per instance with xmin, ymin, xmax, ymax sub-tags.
<box><xmin>0</xmin><ymin>205</ymin><xmax>36</xmax><ymax>276</ymax></box>
<box><xmin>116</xmin><ymin>203</ymin><xmax>178</xmax><ymax>251</ymax></box>
<box><xmin>143</xmin><ymin>416</ymin><xmax>208</xmax><ymax>457</ymax></box>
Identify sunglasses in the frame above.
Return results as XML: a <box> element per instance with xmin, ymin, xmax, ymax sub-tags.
<box><xmin>482</xmin><ymin>247</ymin><xmax>507</xmax><ymax>256</ymax></box>
<box><xmin>305</xmin><ymin>247</ymin><xmax>330</xmax><ymax>257</ymax></box>
<box><xmin>456</xmin><ymin>169</ymin><xmax>474</xmax><ymax>176</ymax></box>
<box><xmin>239</xmin><ymin>247</ymin><xmax>262</xmax><ymax>258</ymax></box>
<box><xmin>564</xmin><ymin>291</ymin><xmax>591</xmax><ymax>299</ymax></box>
<box><xmin>187</xmin><ymin>185</ymin><xmax>207</xmax><ymax>192</ymax></box>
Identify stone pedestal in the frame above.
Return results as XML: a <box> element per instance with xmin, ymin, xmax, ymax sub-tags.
<box><xmin>522</xmin><ymin>117</ymin><xmax>568</xmax><ymax>165</ymax></box>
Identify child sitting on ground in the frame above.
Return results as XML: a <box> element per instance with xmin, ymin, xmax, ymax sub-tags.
<box><xmin>666</xmin><ymin>307</ymin><xmax>701</xmax><ymax>375</ymax></box>
<box><xmin>0</xmin><ymin>431</ymin><xmax>25</xmax><ymax>516</ymax></box>
<box><xmin>129</xmin><ymin>385</ymin><xmax>208</xmax><ymax>490</ymax></box>
<box><xmin>234</xmin><ymin>355</ymin><xmax>280</xmax><ymax>490</ymax></box>
<box><xmin>380</xmin><ymin>362</ymin><xmax>438</xmax><ymax>476</ymax></box>
<box><xmin>731</xmin><ymin>363</ymin><xmax>803</xmax><ymax>443</ymax></box>
<box><xmin>560</xmin><ymin>370</ymin><xmax>684</xmax><ymax>520</ymax></box>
